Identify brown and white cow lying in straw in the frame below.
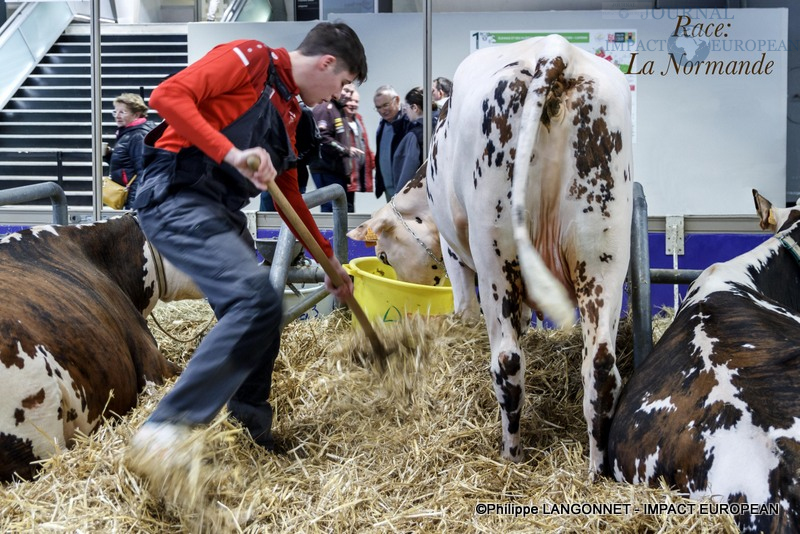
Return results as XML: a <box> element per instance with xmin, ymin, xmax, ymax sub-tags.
<box><xmin>0</xmin><ymin>214</ymin><xmax>202</xmax><ymax>481</ymax></box>
<box><xmin>608</xmin><ymin>191</ymin><xmax>800</xmax><ymax>533</ymax></box>
<box><xmin>350</xmin><ymin>35</ymin><xmax>633</xmax><ymax>473</ymax></box>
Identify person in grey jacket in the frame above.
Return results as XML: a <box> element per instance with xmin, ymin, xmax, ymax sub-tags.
<box><xmin>373</xmin><ymin>85</ymin><xmax>414</xmax><ymax>201</ymax></box>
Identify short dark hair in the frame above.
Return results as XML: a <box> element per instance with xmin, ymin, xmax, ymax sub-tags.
<box><xmin>297</xmin><ymin>21</ymin><xmax>368</xmax><ymax>84</ymax></box>
<box><xmin>434</xmin><ymin>77</ymin><xmax>452</xmax><ymax>97</ymax></box>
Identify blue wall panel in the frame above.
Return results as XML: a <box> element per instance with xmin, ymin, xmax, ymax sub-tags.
<box><xmin>647</xmin><ymin>233</ymin><xmax>769</xmax><ymax>314</ymax></box>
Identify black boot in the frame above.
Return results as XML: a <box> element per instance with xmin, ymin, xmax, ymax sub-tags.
<box><xmin>227</xmin><ymin>399</ymin><xmax>274</xmax><ymax>450</ymax></box>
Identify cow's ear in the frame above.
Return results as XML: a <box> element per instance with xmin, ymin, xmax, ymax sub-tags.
<box><xmin>347</xmin><ymin>222</ymin><xmax>380</xmax><ymax>247</ymax></box>
<box><xmin>753</xmin><ymin>189</ymin><xmax>776</xmax><ymax>231</ymax></box>
<box><xmin>348</xmin><ymin>208</ymin><xmax>393</xmax><ymax>246</ymax></box>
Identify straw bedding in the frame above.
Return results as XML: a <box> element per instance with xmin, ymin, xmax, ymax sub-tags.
<box><xmin>0</xmin><ymin>301</ymin><xmax>736</xmax><ymax>533</ymax></box>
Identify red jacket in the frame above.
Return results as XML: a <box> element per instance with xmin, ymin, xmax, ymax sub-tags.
<box><xmin>149</xmin><ymin>39</ymin><xmax>333</xmax><ymax>257</ymax></box>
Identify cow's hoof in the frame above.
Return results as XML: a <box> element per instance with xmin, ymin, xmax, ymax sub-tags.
<box><xmin>501</xmin><ymin>447</ymin><xmax>526</xmax><ymax>463</ymax></box>
<box><xmin>587</xmin><ymin>462</ymin><xmax>606</xmax><ymax>483</ymax></box>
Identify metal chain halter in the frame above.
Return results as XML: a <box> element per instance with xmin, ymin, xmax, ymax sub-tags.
<box><xmin>389</xmin><ymin>196</ymin><xmax>447</xmax><ymax>275</ymax></box>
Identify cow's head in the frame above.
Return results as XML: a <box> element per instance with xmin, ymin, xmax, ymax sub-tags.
<box><xmin>348</xmin><ymin>167</ymin><xmax>447</xmax><ymax>286</ymax></box>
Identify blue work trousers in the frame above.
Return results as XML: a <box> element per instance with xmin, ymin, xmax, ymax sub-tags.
<box><xmin>137</xmin><ymin>190</ymin><xmax>282</xmax><ymax>429</ymax></box>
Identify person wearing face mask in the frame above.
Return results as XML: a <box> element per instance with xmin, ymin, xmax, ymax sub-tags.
<box><xmin>127</xmin><ymin>22</ymin><xmax>367</xmax><ymax>474</ymax></box>
<box><xmin>107</xmin><ymin>93</ymin><xmax>156</xmax><ymax>209</ymax></box>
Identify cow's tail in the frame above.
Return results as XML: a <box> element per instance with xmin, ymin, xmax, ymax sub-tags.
<box><xmin>511</xmin><ymin>59</ymin><xmax>575</xmax><ymax>329</ymax></box>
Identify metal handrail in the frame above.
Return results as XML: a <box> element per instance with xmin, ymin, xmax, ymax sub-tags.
<box><xmin>221</xmin><ymin>0</ymin><xmax>247</xmax><ymax>21</ymax></box>
<box><xmin>0</xmin><ymin>183</ymin><xmax>68</xmax><ymax>225</ymax></box>
<box><xmin>0</xmin><ymin>1</ymin><xmax>75</xmax><ymax>110</ymax></box>
<box><xmin>264</xmin><ymin>184</ymin><xmax>348</xmax><ymax>327</ymax></box>
<box><xmin>221</xmin><ymin>0</ymin><xmax>271</xmax><ymax>22</ymax></box>
<box><xmin>0</xmin><ymin>1</ymin><xmax>33</xmax><ymax>45</ymax></box>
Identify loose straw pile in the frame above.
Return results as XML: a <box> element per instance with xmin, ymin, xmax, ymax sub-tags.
<box><xmin>0</xmin><ymin>302</ymin><xmax>734</xmax><ymax>533</ymax></box>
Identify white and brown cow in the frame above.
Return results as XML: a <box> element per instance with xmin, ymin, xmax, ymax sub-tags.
<box><xmin>352</xmin><ymin>35</ymin><xmax>633</xmax><ymax>473</ymax></box>
<box><xmin>0</xmin><ymin>214</ymin><xmax>202</xmax><ymax>481</ymax></box>
<box><xmin>608</xmin><ymin>191</ymin><xmax>800</xmax><ymax>533</ymax></box>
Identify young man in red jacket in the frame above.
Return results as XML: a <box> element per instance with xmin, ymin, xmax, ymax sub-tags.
<box><xmin>128</xmin><ymin>22</ymin><xmax>367</xmax><ymax>470</ymax></box>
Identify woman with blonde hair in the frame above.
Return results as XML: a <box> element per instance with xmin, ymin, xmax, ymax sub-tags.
<box><xmin>108</xmin><ymin>93</ymin><xmax>155</xmax><ymax>209</ymax></box>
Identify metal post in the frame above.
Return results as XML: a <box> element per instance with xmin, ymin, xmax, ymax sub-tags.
<box><xmin>630</xmin><ymin>182</ymin><xmax>652</xmax><ymax>367</ymax></box>
<box><xmin>422</xmin><ymin>0</ymin><xmax>432</xmax><ymax>161</ymax></box>
<box><xmin>56</xmin><ymin>151</ymin><xmax>64</xmax><ymax>184</ymax></box>
<box><xmin>330</xmin><ymin>186</ymin><xmax>348</xmax><ymax>263</ymax></box>
<box><xmin>90</xmin><ymin>0</ymin><xmax>103</xmax><ymax>222</ymax></box>
<box><xmin>629</xmin><ymin>183</ymin><xmax>703</xmax><ymax>367</ymax></box>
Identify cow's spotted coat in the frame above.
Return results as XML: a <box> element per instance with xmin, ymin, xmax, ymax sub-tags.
<box><xmin>0</xmin><ymin>215</ymin><xmax>202</xmax><ymax>481</ymax></box>
<box><xmin>427</xmin><ymin>35</ymin><xmax>633</xmax><ymax>472</ymax></box>
<box><xmin>608</xmin><ymin>192</ymin><xmax>800</xmax><ymax>533</ymax></box>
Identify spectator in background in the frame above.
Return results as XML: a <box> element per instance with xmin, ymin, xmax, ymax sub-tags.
<box><xmin>432</xmin><ymin>76</ymin><xmax>452</xmax><ymax>108</ymax></box>
<box><xmin>431</xmin><ymin>76</ymin><xmax>452</xmax><ymax>129</ymax></box>
<box><xmin>343</xmin><ymin>87</ymin><xmax>374</xmax><ymax>206</ymax></box>
<box><xmin>392</xmin><ymin>86</ymin><xmax>424</xmax><ymax>194</ymax></box>
<box><xmin>308</xmin><ymin>84</ymin><xmax>354</xmax><ymax>212</ymax></box>
<box><xmin>373</xmin><ymin>85</ymin><xmax>413</xmax><ymax>201</ymax></box>
<box><xmin>107</xmin><ymin>93</ymin><xmax>155</xmax><ymax>209</ymax></box>
<box><xmin>339</xmin><ymin>83</ymin><xmax>355</xmax><ymax>108</ymax></box>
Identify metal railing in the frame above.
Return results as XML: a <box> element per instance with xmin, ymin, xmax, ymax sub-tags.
<box><xmin>0</xmin><ymin>183</ymin><xmax>68</xmax><ymax>225</ymax></box>
<box><xmin>629</xmin><ymin>182</ymin><xmax>703</xmax><ymax>367</ymax></box>
<box><xmin>221</xmin><ymin>0</ymin><xmax>271</xmax><ymax>22</ymax></box>
<box><xmin>0</xmin><ymin>1</ymin><xmax>74</xmax><ymax>109</ymax></box>
<box><xmin>260</xmin><ymin>184</ymin><xmax>348</xmax><ymax>327</ymax></box>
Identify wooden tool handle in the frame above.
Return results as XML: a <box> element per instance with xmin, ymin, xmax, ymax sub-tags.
<box><xmin>247</xmin><ymin>156</ymin><xmax>387</xmax><ymax>355</ymax></box>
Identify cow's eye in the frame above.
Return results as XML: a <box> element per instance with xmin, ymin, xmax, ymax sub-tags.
<box><xmin>378</xmin><ymin>252</ymin><xmax>390</xmax><ymax>266</ymax></box>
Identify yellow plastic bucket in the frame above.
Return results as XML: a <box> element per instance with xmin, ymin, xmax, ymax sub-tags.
<box><xmin>344</xmin><ymin>256</ymin><xmax>454</xmax><ymax>323</ymax></box>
